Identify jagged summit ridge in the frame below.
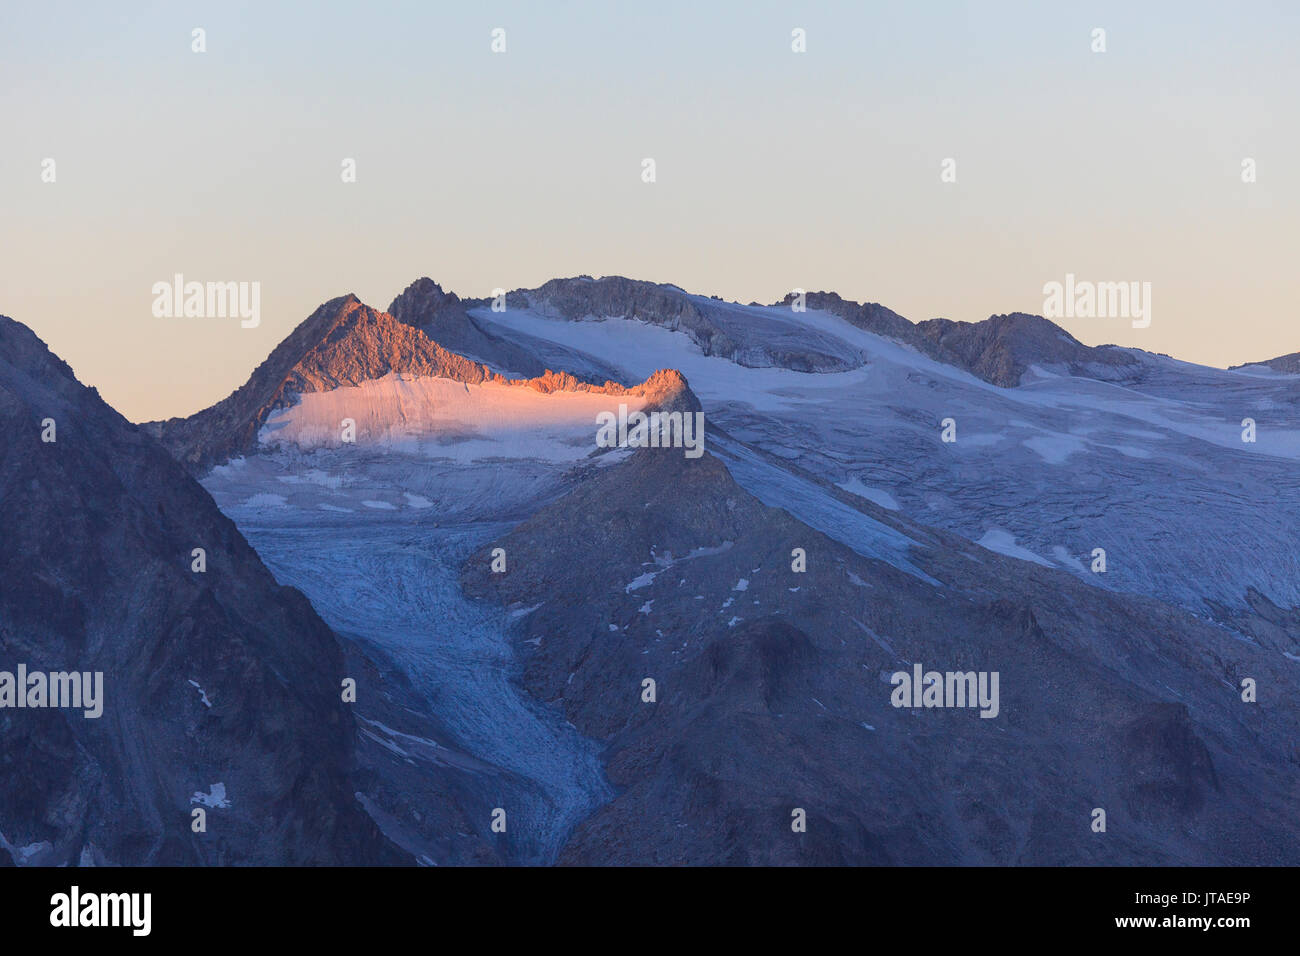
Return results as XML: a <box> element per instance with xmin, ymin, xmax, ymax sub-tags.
<box><xmin>148</xmin><ymin>289</ymin><xmax>703</xmax><ymax>472</ymax></box>
<box><xmin>463</xmin><ymin>275</ymin><xmax>1145</xmax><ymax>386</ymax></box>
<box><xmin>388</xmin><ymin>277</ymin><xmax>547</xmax><ymax>377</ymax></box>
<box><xmin>147</xmin><ymin>295</ymin><xmax>491</xmax><ymax>470</ymax></box>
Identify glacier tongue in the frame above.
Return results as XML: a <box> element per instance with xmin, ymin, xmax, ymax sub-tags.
<box><xmin>203</xmin><ymin>448</ymin><xmax>612</xmax><ymax>865</ymax></box>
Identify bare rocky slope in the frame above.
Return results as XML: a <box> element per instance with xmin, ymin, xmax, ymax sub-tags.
<box><xmin>462</xmin><ymin>444</ymin><xmax>1299</xmax><ymax>865</ymax></box>
<box><xmin>387</xmin><ymin>277</ymin><xmax>548</xmax><ymax>378</ymax></box>
<box><xmin>911</xmin><ymin>312</ymin><xmax>1141</xmax><ymax>386</ymax></box>
<box><xmin>0</xmin><ymin>314</ymin><xmax>403</xmax><ymax>865</ymax></box>
<box><xmin>1231</xmin><ymin>351</ymin><xmax>1300</xmax><ymax>374</ymax></box>
<box><xmin>798</xmin><ymin>293</ymin><xmax>1140</xmax><ymax>386</ymax></box>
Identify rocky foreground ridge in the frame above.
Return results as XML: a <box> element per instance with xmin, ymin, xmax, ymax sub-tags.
<box><xmin>0</xmin><ymin>314</ymin><xmax>401</xmax><ymax>865</ymax></box>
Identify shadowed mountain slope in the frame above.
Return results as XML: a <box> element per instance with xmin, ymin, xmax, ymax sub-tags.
<box><xmin>462</xmin><ymin>445</ymin><xmax>1299</xmax><ymax>865</ymax></box>
<box><xmin>0</xmin><ymin>314</ymin><xmax>402</xmax><ymax>866</ymax></box>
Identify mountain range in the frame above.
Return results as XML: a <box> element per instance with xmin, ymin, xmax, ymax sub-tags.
<box><xmin>3</xmin><ymin>275</ymin><xmax>1297</xmax><ymax>865</ymax></box>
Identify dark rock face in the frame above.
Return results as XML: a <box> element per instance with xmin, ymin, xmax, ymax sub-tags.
<box><xmin>783</xmin><ymin>290</ymin><xmax>919</xmax><ymax>344</ymax></box>
<box><xmin>388</xmin><ymin>277</ymin><xmax>547</xmax><ymax>378</ymax></box>
<box><xmin>793</xmin><ymin>292</ymin><xmax>1140</xmax><ymax>387</ymax></box>
<box><xmin>462</xmin><ymin>445</ymin><xmax>1299</xmax><ymax>865</ymax></box>
<box><xmin>913</xmin><ymin>312</ymin><xmax>1140</xmax><ymax>386</ymax></box>
<box><xmin>0</xmin><ymin>315</ymin><xmax>401</xmax><ymax>865</ymax></box>
<box><xmin>1120</xmin><ymin>703</ymin><xmax>1219</xmax><ymax>819</ymax></box>
<box><xmin>521</xmin><ymin>276</ymin><xmax>745</xmax><ymax>358</ymax></box>
<box><xmin>1230</xmin><ymin>351</ymin><xmax>1300</xmax><ymax>374</ymax></box>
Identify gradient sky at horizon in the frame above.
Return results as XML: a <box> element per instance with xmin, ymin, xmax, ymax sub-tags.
<box><xmin>2</xmin><ymin>0</ymin><xmax>1297</xmax><ymax>421</ymax></box>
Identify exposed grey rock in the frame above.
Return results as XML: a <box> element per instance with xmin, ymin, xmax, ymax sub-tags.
<box><xmin>462</xmin><ymin>445</ymin><xmax>1299</xmax><ymax>865</ymax></box>
<box><xmin>1230</xmin><ymin>351</ymin><xmax>1300</xmax><ymax>374</ymax></box>
<box><xmin>789</xmin><ymin>293</ymin><xmax>1140</xmax><ymax>386</ymax></box>
<box><xmin>913</xmin><ymin>312</ymin><xmax>1141</xmax><ymax>387</ymax></box>
<box><xmin>388</xmin><ymin>277</ymin><xmax>548</xmax><ymax>378</ymax></box>
<box><xmin>502</xmin><ymin>276</ymin><xmax>867</xmax><ymax>373</ymax></box>
<box><xmin>0</xmin><ymin>314</ymin><xmax>404</xmax><ymax>865</ymax></box>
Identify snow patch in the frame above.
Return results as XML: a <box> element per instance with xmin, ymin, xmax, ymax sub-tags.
<box><xmin>838</xmin><ymin>477</ymin><xmax>901</xmax><ymax>511</ymax></box>
<box><xmin>260</xmin><ymin>372</ymin><xmax>648</xmax><ymax>463</ymax></box>
<box><xmin>187</xmin><ymin>679</ymin><xmax>212</xmax><ymax>708</ymax></box>
<box><xmin>242</xmin><ymin>492</ymin><xmax>287</xmax><ymax>508</ymax></box>
<box><xmin>977</xmin><ymin>529</ymin><xmax>1053</xmax><ymax>567</ymax></box>
<box><xmin>1022</xmin><ymin>434</ymin><xmax>1088</xmax><ymax>465</ymax></box>
<box><xmin>190</xmin><ymin>783</ymin><xmax>231</xmax><ymax>809</ymax></box>
<box><xmin>624</xmin><ymin>571</ymin><xmax>660</xmax><ymax>592</ymax></box>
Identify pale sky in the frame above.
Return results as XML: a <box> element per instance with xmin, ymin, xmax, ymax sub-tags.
<box><xmin>2</xmin><ymin>0</ymin><xmax>1297</xmax><ymax>422</ymax></box>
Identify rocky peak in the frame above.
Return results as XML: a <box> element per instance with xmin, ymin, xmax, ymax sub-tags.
<box><xmin>148</xmin><ymin>295</ymin><xmax>503</xmax><ymax>471</ymax></box>
<box><xmin>915</xmin><ymin>312</ymin><xmax>1140</xmax><ymax>386</ymax></box>
<box><xmin>149</xmin><ymin>291</ymin><xmax>703</xmax><ymax>472</ymax></box>
<box><xmin>389</xmin><ymin>277</ymin><xmax>548</xmax><ymax>378</ymax></box>
<box><xmin>387</xmin><ymin>277</ymin><xmax>467</xmax><ymax>331</ymax></box>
